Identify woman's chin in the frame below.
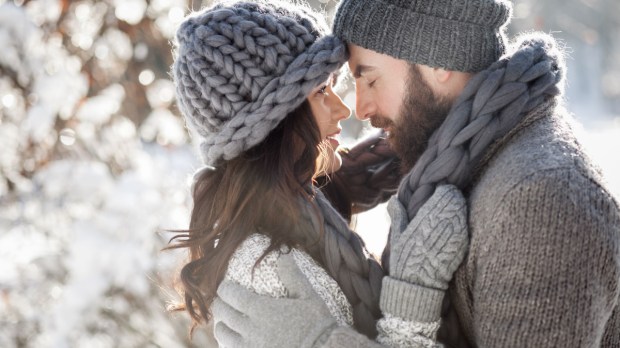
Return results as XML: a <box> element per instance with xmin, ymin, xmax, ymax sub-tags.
<box><xmin>316</xmin><ymin>140</ymin><xmax>342</xmax><ymax>175</ymax></box>
<box><xmin>326</xmin><ymin>151</ymin><xmax>342</xmax><ymax>174</ymax></box>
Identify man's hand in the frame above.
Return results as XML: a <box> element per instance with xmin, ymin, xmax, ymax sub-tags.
<box><xmin>381</xmin><ymin>185</ymin><xmax>468</xmax><ymax>323</ymax></box>
<box><xmin>319</xmin><ymin>131</ymin><xmax>402</xmax><ymax>218</ymax></box>
<box><xmin>388</xmin><ymin>185</ymin><xmax>468</xmax><ymax>290</ymax></box>
<box><xmin>212</xmin><ymin>253</ymin><xmax>338</xmax><ymax>348</ymax></box>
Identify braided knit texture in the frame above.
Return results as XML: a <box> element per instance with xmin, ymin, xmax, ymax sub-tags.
<box><xmin>383</xmin><ymin>33</ymin><xmax>565</xmax><ymax>269</ymax></box>
<box><xmin>300</xmin><ymin>190</ymin><xmax>384</xmax><ymax>338</ymax></box>
<box><xmin>172</xmin><ymin>1</ymin><xmax>347</xmax><ymax>166</ymax></box>
<box><xmin>399</xmin><ymin>33</ymin><xmax>564</xmax><ymax>218</ymax></box>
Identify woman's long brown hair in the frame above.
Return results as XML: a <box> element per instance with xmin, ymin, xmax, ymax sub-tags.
<box><xmin>166</xmin><ymin>101</ymin><xmax>327</xmax><ymax>332</ymax></box>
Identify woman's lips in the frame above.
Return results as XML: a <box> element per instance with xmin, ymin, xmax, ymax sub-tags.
<box><xmin>326</xmin><ymin>129</ymin><xmax>341</xmax><ymax>147</ymax></box>
<box><xmin>327</xmin><ymin>137</ymin><xmax>339</xmax><ymax>147</ymax></box>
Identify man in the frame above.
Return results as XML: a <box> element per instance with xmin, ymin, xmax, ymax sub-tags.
<box><xmin>212</xmin><ymin>0</ymin><xmax>620</xmax><ymax>346</ymax></box>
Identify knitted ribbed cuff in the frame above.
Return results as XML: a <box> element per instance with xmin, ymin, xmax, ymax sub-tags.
<box><xmin>380</xmin><ymin>277</ymin><xmax>444</xmax><ymax>323</ymax></box>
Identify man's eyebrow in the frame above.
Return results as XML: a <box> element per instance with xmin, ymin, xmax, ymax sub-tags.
<box><xmin>353</xmin><ymin>65</ymin><xmax>376</xmax><ymax>78</ymax></box>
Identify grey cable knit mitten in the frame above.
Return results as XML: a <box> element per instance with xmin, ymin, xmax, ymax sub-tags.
<box><xmin>381</xmin><ymin>185</ymin><xmax>469</xmax><ymax>323</ymax></box>
<box><xmin>212</xmin><ymin>253</ymin><xmax>338</xmax><ymax>348</ymax></box>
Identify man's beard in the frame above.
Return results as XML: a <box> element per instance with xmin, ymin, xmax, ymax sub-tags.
<box><xmin>371</xmin><ymin>65</ymin><xmax>453</xmax><ymax>173</ymax></box>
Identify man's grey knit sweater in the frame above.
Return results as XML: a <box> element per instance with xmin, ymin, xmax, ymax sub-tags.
<box><xmin>438</xmin><ymin>100</ymin><xmax>620</xmax><ymax>347</ymax></box>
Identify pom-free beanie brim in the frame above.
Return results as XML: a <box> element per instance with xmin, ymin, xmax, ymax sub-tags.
<box><xmin>333</xmin><ymin>0</ymin><xmax>512</xmax><ymax>73</ymax></box>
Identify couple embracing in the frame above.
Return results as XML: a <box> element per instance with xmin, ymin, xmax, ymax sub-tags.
<box><xmin>169</xmin><ymin>0</ymin><xmax>620</xmax><ymax>347</ymax></box>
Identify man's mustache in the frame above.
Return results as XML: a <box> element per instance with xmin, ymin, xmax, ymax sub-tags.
<box><xmin>369</xmin><ymin>116</ymin><xmax>395</xmax><ymax>129</ymax></box>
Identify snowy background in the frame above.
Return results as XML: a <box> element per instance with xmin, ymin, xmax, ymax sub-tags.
<box><xmin>0</xmin><ymin>0</ymin><xmax>618</xmax><ymax>347</ymax></box>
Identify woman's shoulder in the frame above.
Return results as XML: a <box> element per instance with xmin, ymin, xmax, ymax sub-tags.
<box><xmin>225</xmin><ymin>233</ymin><xmax>287</xmax><ymax>298</ymax></box>
<box><xmin>225</xmin><ymin>233</ymin><xmax>354</xmax><ymax>326</ymax></box>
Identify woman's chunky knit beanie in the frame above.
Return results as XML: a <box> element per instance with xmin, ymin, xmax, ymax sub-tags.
<box><xmin>173</xmin><ymin>0</ymin><xmax>347</xmax><ymax>166</ymax></box>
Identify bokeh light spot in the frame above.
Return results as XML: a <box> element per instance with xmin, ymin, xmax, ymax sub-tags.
<box><xmin>59</xmin><ymin>128</ymin><xmax>76</xmax><ymax>146</ymax></box>
<box><xmin>139</xmin><ymin>70</ymin><xmax>155</xmax><ymax>86</ymax></box>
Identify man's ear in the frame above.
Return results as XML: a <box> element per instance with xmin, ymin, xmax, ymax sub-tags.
<box><xmin>431</xmin><ymin>67</ymin><xmax>472</xmax><ymax>100</ymax></box>
<box><xmin>423</xmin><ymin>67</ymin><xmax>454</xmax><ymax>97</ymax></box>
<box><xmin>433</xmin><ymin>68</ymin><xmax>452</xmax><ymax>83</ymax></box>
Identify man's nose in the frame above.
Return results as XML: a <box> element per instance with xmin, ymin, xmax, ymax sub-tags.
<box><xmin>355</xmin><ymin>85</ymin><xmax>373</xmax><ymax>121</ymax></box>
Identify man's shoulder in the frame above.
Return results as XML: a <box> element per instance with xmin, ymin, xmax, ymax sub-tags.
<box><xmin>473</xmin><ymin>106</ymin><xmax>611</xmax><ymax>203</ymax></box>
<box><xmin>464</xmin><ymin>107</ymin><xmax>620</xmax><ymax>268</ymax></box>
<box><xmin>468</xmin><ymin>106</ymin><xmax>620</xmax><ymax>237</ymax></box>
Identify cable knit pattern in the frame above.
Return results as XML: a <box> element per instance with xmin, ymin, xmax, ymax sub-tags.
<box><xmin>225</xmin><ymin>233</ymin><xmax>353</xmax><ymax>327</ymax></box>
<box><xmin>172</xmin><ymin>1</ymin><xmax>382</xmax><ymax>337</ymax></box>
<box><xmin>388</xmin><ymin>186</ymin><xmax>468</xmax><ymax>292</ymax></box>
<box><xmin>172</xmin><ymin>1</ymin><xmax>347</xmax><ymax>165</ymax></box>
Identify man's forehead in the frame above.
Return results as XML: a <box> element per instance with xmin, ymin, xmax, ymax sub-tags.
<box><xmin>347</xmin><ymin>43</ymin><xmax>411</xmax><ymax>80</ymax></box>
<box><xmin>346</xmin><ymin>43</ymin><xmax>367</xmax><ymax>64</ymax></box>
<box><xmin>347</xmin><ymin>43</ymin><xmax>379</xmax><ymax>77</ymax></box>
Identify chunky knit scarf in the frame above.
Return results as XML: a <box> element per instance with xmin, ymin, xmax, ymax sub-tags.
<box><xmin>382</xmin><ymin>33</ymin><xmax>565</xmax><ymax>269</ymax></box>
<box><xmin>296</xmin><ymin>33</ymin><xmax>565</xmax><ymax>336</ymax></box>
<box><xmin>298</xmin><ymin>189</ymin><xmax>383</xmax><ymax>337</ymax></box>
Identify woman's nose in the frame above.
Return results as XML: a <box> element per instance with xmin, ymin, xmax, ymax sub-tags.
<box><xmin>332</xmin><ymin>93</ymin><xmax>351</xmax><ymax>121</ymax></box>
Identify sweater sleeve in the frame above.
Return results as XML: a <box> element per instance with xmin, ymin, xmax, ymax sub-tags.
<box><xmin>473</xmin><ymin>168</ymin><xmax>620</xmax><ymax>347</ymax></box>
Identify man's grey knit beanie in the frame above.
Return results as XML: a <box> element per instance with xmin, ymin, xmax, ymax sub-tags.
<box><xmin>173</xmin><ymin>1</ymin><xmax>347</xmax><ymax>166</ymax></box>
<box><xmin>333</xmin><ymin>0</ymin><xmax>513</xmax><ymax>73</ymax></box>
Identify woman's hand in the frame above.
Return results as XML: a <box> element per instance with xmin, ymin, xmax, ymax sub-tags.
<box><xmin>212</xmin><ymin>254</ymin><xmax>338</xmax><ymax>348</ymax></box>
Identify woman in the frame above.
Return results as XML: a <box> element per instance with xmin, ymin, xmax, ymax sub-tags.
<box><xmin>169</xmin><ymin>1</ymin><xmax>468</xmax><ymax>347</ymax></box>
